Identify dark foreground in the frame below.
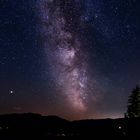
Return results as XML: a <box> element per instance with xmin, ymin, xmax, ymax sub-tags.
<box><xmin>0</xmin><ymin>113</ymin><xmax>139</xmax><ymax>139</ymax></box>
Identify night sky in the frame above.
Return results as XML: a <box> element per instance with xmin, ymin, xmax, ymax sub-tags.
<box><xmin>0</xmin><ymin>0</ymin><xmax>140</xmax><ymax>120</ymax></box>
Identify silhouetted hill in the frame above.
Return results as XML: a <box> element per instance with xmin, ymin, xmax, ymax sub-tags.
<box><xmin>0</xmin><ymin>113</ymin><xmax>140</xmax><ymax>139</ymax></box>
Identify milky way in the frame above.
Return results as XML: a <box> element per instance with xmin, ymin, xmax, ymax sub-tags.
<box><xmin>38</xmin><ymin>0</ymin><xmax>92</xmax><ymax>112</ymax></box>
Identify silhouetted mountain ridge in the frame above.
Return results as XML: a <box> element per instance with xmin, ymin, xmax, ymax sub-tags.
<box><xmin>0</xmin><ymin>113</ymin><xmax>140</xmax><ymax>139</ymax></box>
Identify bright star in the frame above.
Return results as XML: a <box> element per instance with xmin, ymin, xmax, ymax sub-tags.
<box><xmin>9</xmin><ymin>90</ymin><xmax>14</xmax><ymax>94</ymax></box>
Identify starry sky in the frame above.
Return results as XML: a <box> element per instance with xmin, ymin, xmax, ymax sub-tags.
<box><xmin>0</xmin><ymin>0</ymin><xmax>140</xmax><ymax>120</ymax></box>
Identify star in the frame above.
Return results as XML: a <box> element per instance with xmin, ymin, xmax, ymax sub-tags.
<box><xmin>9</xmin><ymin>90</ymin><xmax>14</xmax><ymax>95</ymax></box>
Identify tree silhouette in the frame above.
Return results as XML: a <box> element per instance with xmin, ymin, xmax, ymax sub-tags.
<box><xmin>125</xmin><ymin>85</ymin><xmax>140</xmax><ymax>118</ymax></box>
